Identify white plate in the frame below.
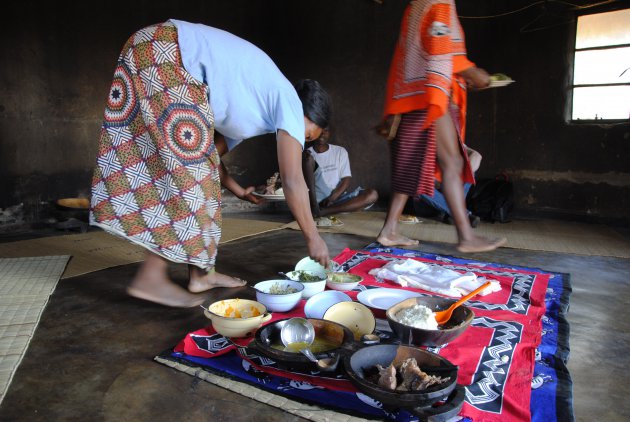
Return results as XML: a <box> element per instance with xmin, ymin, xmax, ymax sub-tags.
<box><xmin>304</xmin><ymin>290</ymin><xmax>352</xmax><ymax>319</ymax></box>
<box><xmin>357</xmin><ymin>288</ymin><xmax>422</xmax><ymax>311</ymax></box>
<box><xmin>252</xmin><ymin>192</ymin><xmax>286</xmax><ymax>201</ymax></box>
<box><xmin>488</xmin><ymin>79</ymin><xmax>515</xmax><ymax>88</ymax></box>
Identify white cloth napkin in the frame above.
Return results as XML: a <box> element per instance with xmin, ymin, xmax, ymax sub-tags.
<box><xmin>368</xmin><ymin>259</ymin><xmax>500</xmax><ymax>297</ymax></box>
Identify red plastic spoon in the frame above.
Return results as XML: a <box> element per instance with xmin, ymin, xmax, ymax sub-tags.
<box><xmin>434</xmin><ymin>281</ymin><xmax>492</xmax><ymax>325</ymax></box>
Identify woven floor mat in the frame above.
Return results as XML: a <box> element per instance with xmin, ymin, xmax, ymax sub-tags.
<box><xmin>0</xmin><ymin>217</ymin><xmax>285</xmax><ymax>279</ymax></box>
<box><xmin>283</xmin><ymin>211</ymin><xmax>630</xmax><ymax>259</ymax></box>
<box><xmin>154</xmin><ymin>356</ymin><xmax>368</xmax><ymax>422</ymax></box>
<box><xmin>0</xmin><ymin>256</ymin><xmax>70</xmax><ymax>405</ymax></box>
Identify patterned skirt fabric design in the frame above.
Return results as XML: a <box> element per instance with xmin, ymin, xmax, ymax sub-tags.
<box><xmin>90</xmin><ymin>22</ymin><xmax>222</xmax><ymax>269</ymax></box>
<box><xmin>391</xmin><ymin>105</ymin><xmax>465</xmax><ymax>197</ymax></box>
<box><xmin>390</xmin><ymin>109</ymin><xmax>437</xmax><ymax>196</ymax></box>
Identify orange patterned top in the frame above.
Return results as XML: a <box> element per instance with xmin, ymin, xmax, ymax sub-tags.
<box><xmin>383</xmin><ymin>0</ymin><xmax>474</xmax><ymax>138</ymax></box>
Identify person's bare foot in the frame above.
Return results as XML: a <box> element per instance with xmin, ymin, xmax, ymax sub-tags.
<box><xmin>127</xmin><ymin>278</ymin><xmax>207</xmax><ymax>308</ymax></box>
<box><xmin>377</xmin><ymin>232</ymin><xmax>420</xmax><ymax>247</ymax></box>
<box><xmin>457</xmin><ymin>236</ymin><xmax>507</xmax><ymax>253</ymax></box>
<box><xmin>188</xmin><ymin>270</ymin><xmax>247</xmax><ymax>293</ymax></box>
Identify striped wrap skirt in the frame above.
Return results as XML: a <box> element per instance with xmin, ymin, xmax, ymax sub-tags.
<box><xmin>90</xmin><ymin>22</ymin><xmax>222</xmax><ymax>270</ymax></box>
<box><xmin>390</xmin><ymin>106</ymin><xmax>466</xmax><ymax>197</ymax></box>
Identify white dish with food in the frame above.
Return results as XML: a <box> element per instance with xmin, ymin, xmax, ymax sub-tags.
<box><xmin>284</xmin><ymin>269</ymin><xmax>327</xmax><ymax>299</ymax></box>
<box><xmin>326</xmin><ymin>272</ymin><xmax>363</xmax><ymax>291</ymax></box>
<box><xmin>254</xmin><ymin>279</ymin><xmax>304</xmax><ymax>312</ymax></box>
<box><xmin>488</xmin><ymin>79</ymin><xmax>515</xmax><ymax>88</ymax></box>
<box><xmin>304</xmin><ymin>290</ymin><xmax>352</xmax><ymax>319</ymax></box>
<box><xmin>252</xmin><ymin>192</ymin><xmax>285</xmax><ymax>201</ymax></box>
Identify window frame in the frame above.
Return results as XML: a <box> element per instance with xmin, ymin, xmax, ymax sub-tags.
<box><xmin>567</xmin><ymin>7</ymin><xmax>630</xmax><ymax>125</ymax></box>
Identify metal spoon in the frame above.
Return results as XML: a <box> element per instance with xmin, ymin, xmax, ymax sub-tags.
<box><xmin>280</xmin><ymin>318</ymin><xmax>337</xmax><ymax>370</ymax></box>
<box><xmin>434</xmin><ymin>281</ymin><xmax>492</xmax><ymax>325</ymax></box>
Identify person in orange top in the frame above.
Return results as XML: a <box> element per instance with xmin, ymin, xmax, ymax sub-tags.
<box><xmin>377</xmin><ymin>0</ymin><xmax>506</xmax><ymax>253</ymax></box>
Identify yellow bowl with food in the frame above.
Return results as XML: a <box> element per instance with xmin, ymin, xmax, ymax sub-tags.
<box><xmin>326</xmin><ymin>272</ymin><xmax>363</xmax><ymax>291</ymax></box>
<box><xmin>204</xmin><ymin>298</ymin><xmax>272</xmax><ymax>338</ymax></box>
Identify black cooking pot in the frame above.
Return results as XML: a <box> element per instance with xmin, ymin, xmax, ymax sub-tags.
<box><xmin>344</xmin><ymin>344</ymin><xmax>464</xmax><ymax>421</ymax></box>
<box><xmin>252</xmin><ymin>318</ymin><xmax>355</xmax><ymax>372</ymax></box>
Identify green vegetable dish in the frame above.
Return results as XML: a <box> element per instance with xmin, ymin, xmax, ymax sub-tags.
<box><xmin>490</xmin><ymin>73</ymin><xmax>511</xmax><ymax>81</ymax></box>
<box><xmin>294</xmin><ymin>270</ymin><xmax>324</xmax><ymax>282</ymax></box>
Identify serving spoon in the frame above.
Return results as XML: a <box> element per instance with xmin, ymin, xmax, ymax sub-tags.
<box><xmin>280</xmin><ymin>317</ymin><xmax>338</xmax><ymax>371</ymax></box>
<box><xmin>434</xmin><ymin>281</ymin><xmax>492</xmax><ymax>325</ymax></box>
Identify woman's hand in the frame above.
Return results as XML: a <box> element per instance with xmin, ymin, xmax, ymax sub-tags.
<box><xmin>459</xmin><ymin>66</ymin><xmax>491</xmax><ymax>90</ymax></box>
<box><xmin>276</xmin><ymin>129</ymin><xmax>331</xmax><ymax>267</ymax></box>
<box><xmin>306</xmin><ymin>234</ymin><xmax>330</xmax><ymax>268</ymax></box>
<box><xmin>238</xmin><ymin>186</ymin><xmax>266</xmax><ymax>205</ymax></box>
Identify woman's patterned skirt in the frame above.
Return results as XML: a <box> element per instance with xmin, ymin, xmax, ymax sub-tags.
<box><xmin>90</xmin><ymin>22</ymin><xmax>221</xmax><ymax>270</ymax></box>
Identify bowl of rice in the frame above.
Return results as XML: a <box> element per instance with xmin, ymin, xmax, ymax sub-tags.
<box><xmin>254</xmin><ymin>279</ymin><xmax>304</xmax><ymax>312</ymax></box>
<box><xmin>386</xmin><ymin>296</ymin><xmax>474</xmax><ymax>347</ymax></box>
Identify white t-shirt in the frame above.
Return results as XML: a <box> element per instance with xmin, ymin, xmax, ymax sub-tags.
<box><xmin>170</xmin><ymin>19</ymin><xmax>305</xmax><ymax>150</ymax></box>
<box><xmin>307</xmin><ymin>144</ymin><xmax>351</xmax><ymax>203</ymax></box>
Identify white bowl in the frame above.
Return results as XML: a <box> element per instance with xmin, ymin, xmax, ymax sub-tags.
<box><xmin>284</xmin><ymin>269</ymin><xmax>327</xmax><ymax>299</ymax></box>
<box><xmin>304</xmin><ymin>290</ymin><xmax>352</xmax><ymax>319</ymax></box>
<box><xmin>295</xmin><ymin>256</ymin><xmax>326</xmax><ymax>273</ymax></box>
<box><xmin>326</xmin><ymin>272</ymin><xmax>363</xmax><ymax>292</ymax></box>
<box><xmin>254</xmin><ymin>279</ymin><xmax>304</xmax><ymax>312</ymax></box>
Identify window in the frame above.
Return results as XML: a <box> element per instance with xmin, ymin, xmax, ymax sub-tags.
<box><xmin>571</xmin><ymin>8</ymin><xmax>630</xmax><ymax>121</ymax></box>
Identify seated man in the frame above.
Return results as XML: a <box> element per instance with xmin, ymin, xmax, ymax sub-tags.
<box><xmin>417</xmin><ymin>146</ymin><xmax>482</xmax><ymax>227</ymax></box>
<box><xmin>303</xmin><ymin>128</ymin><xmax>378</xmax><ymax>218</ymax></box>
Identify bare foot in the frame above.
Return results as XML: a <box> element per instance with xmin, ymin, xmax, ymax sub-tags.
<box><xmin>188</xmin><ymin>270</ymin><xmax>247</xmax><ymax>293</ymax></box>
<box><xmin>377</xmin><ymin>232</ymin><xmax>420</xmax><ymax>247</ymax></box>
<box><xmin>127</xmin><ymin>280</ymin><xmax>207</xmax><ymax>308</ymax></box>
<box><xmin>457</xmin><ymin>236</ymin><xmax>507</xmax><ymax>253</ymax></box>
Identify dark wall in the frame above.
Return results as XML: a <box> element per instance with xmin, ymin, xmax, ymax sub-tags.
<box><xmin>1</xmin><ymin>0</ymin><xmax>628</xmax><ymax>225</ymax></box>
<box><xmin>458</xmin><ymin>1</ymin><xmax>630</xmax><ymax>223</ymax></box>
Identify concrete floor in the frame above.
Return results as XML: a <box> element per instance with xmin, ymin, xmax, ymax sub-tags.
<box><xmin>1</xmin><ymin>215</ymin><xmax>629</xmax><ymax>421</ymax></box>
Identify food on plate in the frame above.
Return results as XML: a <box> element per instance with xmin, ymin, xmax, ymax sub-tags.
<box><xmin>268</xmin><ymin>282</ymin><xmax>299</xmax><ymax>295</ymax></box>
<box><xmin>329</xmin><ymin>272</ymin><xmax>361</xmax><ymax>284</ymax></box>
<box><xmin>395</xmin><ymin>304</ymin><xmax>439</xmax><ymax>330</ymax></box>
<box><xmin>398</xmin><ymin>214</ymin><xmax>420</xmax><ymax>224</ymax></box>
<box><xmin>271</xmin><ymin>336</ymin><xmax>339</xmax><ymax>354</ymax></box>
<box><xmin>366</xmin><ymin>357</ymin><xmax>451</xmax><ymax>392</ymax></box>
<box><xmin>214</xmin><ymin>299</ymin><xmax>262</xmax><ymax>319</ymax></box>
<box><xmin>490</xmin><ymin>73</ymin><xmax>511</xmax><ymax>81</ymax></box>
<box><xmin>257</xmin><ymin>172</ymin><xmax>282</xmax><ymax>195</ymax></box>
<box><xmin>315</xmin><ymin>216</ymin><xmax>343</xmax><ymax>227</ymax></box>
<box><xmin>292</xmin><ymin>270</ymin><xmax>325</xmax><ymax>282</ymax></box>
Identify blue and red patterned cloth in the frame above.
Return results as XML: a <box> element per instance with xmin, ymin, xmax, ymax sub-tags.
<box><xmin>160</xmin><ymin>247</ymin><xmax>573</xmax><ymax>421</ymax></box>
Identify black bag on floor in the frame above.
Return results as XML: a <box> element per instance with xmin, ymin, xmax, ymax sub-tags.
<box><xmin>467</xmin><ymin>174</ymin><xmax>514</xmax><ymax>223</ymax></box>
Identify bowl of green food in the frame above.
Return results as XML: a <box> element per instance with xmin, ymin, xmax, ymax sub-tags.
<box><xmin>285</xmin><ymin>269</ymin><xmax>327</xmax><ymax>299</ymax></box>
<box><xmin>326</xmin><ymin>272</ymin><xmax>363</xmax><ymax>292</ymax></box>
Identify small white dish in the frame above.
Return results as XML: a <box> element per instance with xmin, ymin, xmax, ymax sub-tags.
<box><xmin>488</xmin><ymin>79</ymin><xmax>515</xmax><ymax>88</ymax></box>
<box><xmin>304</xmin><ymin>290</ymin><xmax>352</xmax><ymax>319</ymax></box>
<box><xmin>357</xmin><ymin>288</ymin><xmax>422</xmax><ymax>312</ymax></box>
<box><xmin>254</xmin><ymin>279</ymin><xmax>304</xmax><ymax>312</ymax></box>
<box><xmin>252</xmin><ymin>192</ymin><xmax>285</xmax><ymax>201</ymax></box>
<box><xmin>284</xmin><ymin>269</ymin><xmax>327</xmax><ymax>299</ymax></box>
<box><xmin>295</xmin><ymin>256</ymin><xmax>326</xmax><ymax>273</ymax></box>
<box><xmin>326</xmin><ymin>272</ymin><xmax>363</xmax><ymax>292</ymax></box>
